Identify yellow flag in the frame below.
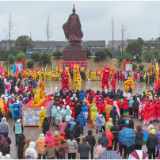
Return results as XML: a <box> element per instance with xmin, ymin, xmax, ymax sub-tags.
<box><xmin>156</xmin><ymin>62</ymin><xmax>159</xmax><ymax>73</ymax></box>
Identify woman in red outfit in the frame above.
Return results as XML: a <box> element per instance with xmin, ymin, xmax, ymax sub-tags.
<box><xmin>122</xmin><ymin>98</ymin><xmax>129</xmax><ymax>116</ymax></box>
<box><xmin>143</xmin><ymin>104</ymin><xmax>151</xmax><ymax>125</ymax></box>
<box><xmin>134</xmin><ymin>72</ymin><xmax>138</xmax><ymax>82</ymax></box>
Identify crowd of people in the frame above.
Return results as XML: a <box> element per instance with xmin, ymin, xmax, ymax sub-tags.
<box><xmin>0</xmin><ymin>70</ymin><xmax>160</xmax><ymax>159</ymax></box>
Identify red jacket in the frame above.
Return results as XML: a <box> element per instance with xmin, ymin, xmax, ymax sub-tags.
<box><xmin>106</xmin><ymin>129</ymin><xmax>114</xmax><ymax>147</ymax></box>
<box><xmin>45</xmin><ymin>131</ymin><xmax>55</xmax><ymax>148</ymax></box>
<box><xmin>122</xmin><ymin>98</ymin><xmax>129</xmax><ymax>110</ymax></box>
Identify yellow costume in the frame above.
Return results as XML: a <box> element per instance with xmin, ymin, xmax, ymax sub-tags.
<box><xmin>85</xmin><ymin>70</ymin><xmax>89</xmax><ymax>80</ymax></box>
<box><xmin>38</xmin><ymin>106</ymin><xmax>47</xmax><ymax>130</ymax></box>
<box><xmin>96</xmin><ymin>70</ymin><xmax>101</xmax><ymax>81</ymax></box>
<box><xmin>73</xmin><ymin>65</ymin><xmax>82</xmax><ymax>90</ymax></box>
<box><xmin>124</xmin><ymin>77</ymin><xmax>134</xmax><ymax>91</ymax></box>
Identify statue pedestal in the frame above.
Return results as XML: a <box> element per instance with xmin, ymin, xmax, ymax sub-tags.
<box><xmin>63</xmin><ymin>46</ymin><xmax>86</xmax><ymax>61</ymax></box>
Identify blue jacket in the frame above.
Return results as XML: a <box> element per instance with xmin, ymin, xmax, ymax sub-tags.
<box><xmin>94</xmin><ymin>114</ymin><xmax>103</xmax><ymax>130</ymax></box>
<box><xmin>77</xmin><ymin>113</ymin><xmax>85</xmax><ymax>128</ymax></box>
<box><xmin>79</xmin><ymin>92</ymin><xmax>84</xmax><ymax>101</ymax></box>
<box><xmin>129</xmin><ymin>97</ymin><xmax>134</xmax><ymax>108</ymax></box>
<box><xmin>82</xmin><ymin>103</ymin><xmax>88</xmax><ymax>113</ymax></box>
<box><xmin>98</xmin><ymin>132</ymin><xmax>109</xmax><ymax>150</ymax></box>
<box><xmin>69</xmin><ymin>117</ymin><xmax>76</xmax><ymax>130</ymax></box>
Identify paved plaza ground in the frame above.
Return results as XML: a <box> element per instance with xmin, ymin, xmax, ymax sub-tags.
<box><xmin>9</xmin><ymin>80</ymin><xmax>158</xmax><ymax>159</ymax></box>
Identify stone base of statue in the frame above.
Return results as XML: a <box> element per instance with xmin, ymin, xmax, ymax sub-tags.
<box><xmin>63</xmin><ymin>46</ymin><xmax>86</xmax><ymax>61</ymax></box>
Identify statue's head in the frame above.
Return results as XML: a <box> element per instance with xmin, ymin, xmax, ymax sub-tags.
<box><xmin>72</xmin><ymin>4</ymin><xmax>76</xmax><ymax>14</ymax></box>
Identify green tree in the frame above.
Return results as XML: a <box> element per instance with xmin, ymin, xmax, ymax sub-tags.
<box><xmin>7</xmin><ymin>54</ymin><xmax>15</xmax><ymax>64</ymax></box>
<box><xmin>123</xmin><ymin>51</ymin><xmax>132</xmax><ymax>61</ymax></box>
<box><xmin>40</xmin><ymin>53</ymin><xmax>51</xmax><ymax>64</ymax></box>
<box><xmin>143</xmin><ymin>50</ymin><xmax>154</xmax><ymax>63</ymax></box>
<box><xmin>126</xmin><ymin>41</ymin><xmax>143</xmax><ymax>57</ymax></box>
<box><xmin>86</xmin><ymin>49</ymin><xmax>92</xmax><ymax>57</ymax></box>
<box><xmin>53</xmin><ymin>50</ymin><xmax>63</xmax><ymax>57</ymax></box>
<box><xmin>16</xmin><ymin>53</ymin><xmax>26</xmax><ymax>61</ymax></box>
<box><xmin>95</xmin><ymin>50</ymin><xmax>106</xmax><ymax>59</ymax></box>
<box><xmin>102</xmin><ymin>48</ymin><xmax>112</xmax><ymax>58</ymax></box>
<box><xmin>0</xmin><ymin>50</ymin><xmax>8</xmax><ymax>61</ymax></box>
<box><xmin>7</xmin><ymin>46</ymin><xmax>20</xmax><ymax>57</ymax></box>
<box><xmin>14</xmin><ymin>35</ymin><xmax>34</xmax><ymax>54</ymax></box>
<box><xmin>30</xmin><ymin>52</ymin><xmax>41</xmax><ymax>61</ymax></box>
<box><xmin>27</xmin><ymin>61</ymin><xmax>34</xmax><ymax>68</ymax></box>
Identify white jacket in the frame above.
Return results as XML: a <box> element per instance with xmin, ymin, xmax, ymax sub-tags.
<box><xmin>25</xmin><ymin>141</ymin><xmax>37</xmax><ymax>159</ymax></box>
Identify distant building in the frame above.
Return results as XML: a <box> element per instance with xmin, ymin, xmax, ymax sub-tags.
<box><xmin>0</xmin><ymin>39</ymin><xmax>106</xmax><ymax>55</ymax></box>
<box><xmin>107</xmin><ymin>39</ymin><xmax>137</xmax><ymax>50</ymax></box>
<box><xmin>0</xmin><ymin>40</ymin><xmax>15</xmax><ymax>50</ymax></box>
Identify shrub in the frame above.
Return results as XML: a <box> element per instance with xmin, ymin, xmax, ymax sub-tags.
<box><xmin>139</xmin><ymin>65</ymin><xmax>144</xmax><ymax>70</ymax></box>
<box><xmin>7</xmin><ymin>54</ymin><xmax>15</xmax><ymax>64</ymax></box>
<box><xmin>95</xmin><ymin>50</ymin><xmax>106</xmax><ymax>59</ymax></box>
<box><xmin>40</xmin><ymin>53</ymin><xmax>51</xmax><ymax>64</ymax></box>
<box><xmin>126</xmin><ymin>58</ymin><xmax>130</xmax><ymax>62</ymax></box>
<box><xmin>53</xmin><ymin>50</ymin><xmax>63</xmax><ymax>57</ymax></box>
<box><xmin>115</xmin><ymin>56</ymin><xmax>120</xmax><ymax>60</ymax></box>
<box><xmin>27</xmin><ymin>61</ymin><xmax>34</xmax><ymax>68</ymax></box>
<box><xmin>132</xmin><ymin>64</ymin><xmax>137</xmax><ymax>70</ymax></box>
<box><xmin>119</xmin><ymin>58</ymin><xmax>123</xmax><ymax>62</ymax></box>
<box><xmin>118</xmin><ymin>62</ymin><xmax>122</xmax><ymax>67</ymax></box>
<box><xmin>16</xmin><ymin>53</ymin><xmax>26</xmax><ymax>62</ymax></box>
<box><xmin>30</xmin><ymin>52</ymin><xmax>41</xmax><ymax>61</ymax></box>
<box><xmin>138</xmin><ymin>59</ymin><xmax>142</xmax><ymax>63</ymax></box>
<box><xmin>86</xmin><ymin>49</ymin><xmax>92</xmax><ymax>57</ymax></box>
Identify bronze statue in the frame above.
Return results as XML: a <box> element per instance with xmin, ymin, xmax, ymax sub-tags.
<box><xmin>63</xmin><ymin>5</ymin><xmax>83</xmax><ymax>46</ymax></box>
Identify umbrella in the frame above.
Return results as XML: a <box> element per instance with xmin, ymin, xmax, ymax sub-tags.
<box><xmin>128</xmin><ymin>150</ymin><xmax>148</xmax><ymax>159</ymax></box>
<box><xmin>119</xmin><ymin>128</ymin><xmax>136</xmax><ymax>147</ymax></box>
<box><xmin>98</xmin><ymin>151</ymin><xmax>122</xmax><ymax>159</ymax></box>
<box><xmin>134</xmin><ymin>129</ymin><xmax>149</xmax><ymax>145</ymax></box>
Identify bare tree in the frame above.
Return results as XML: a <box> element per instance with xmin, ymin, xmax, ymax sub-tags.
<box><xmin>121</xmin><ymin>23</ymin><xmax>131</xmax><ymax>58</ymax></box>
<box><xmin>3</xmin><ymin>13</ymin><xmax>19</xmax><ymax>49</ymax></box>
<box><xmin>111</xmin><ymin>18</ymin><xmax>114</xmax><ymax>56</ymax></box>
<box><xmin>44</xmin><ymin>14</ymin><xmax>53</xmax><ymax>53</ymax></box>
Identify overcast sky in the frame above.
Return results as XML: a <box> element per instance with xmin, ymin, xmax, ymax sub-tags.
<box><xmin>0</xmin><ymin>1</ymin><xmax>160</xmax><ymax>44</ymax></box>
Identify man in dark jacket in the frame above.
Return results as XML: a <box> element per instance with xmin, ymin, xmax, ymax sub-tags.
<box><xmin>135</xmin><ymin>125</ymin><xmax>143</xmax><ymax>150</ymax></box>
<box><xmin>73</xmin><ymin>121</ymin><xmax>81</xmax><ymax>144</ymax></box>
<box><xmin>16</xmin><ymin>133</ymin><xmax>25</xmax><ymax>159</ymax></box>
<box><xmin>110</xmin><ymin>106</ymin><xmax>119</xmax><ymax>125</ymax></box>
<box><xmin>133</xmin><ymin>98</ymin><xmax>139</xmax><ymax>119</ymax></box>
<box><xmin>146</xmin><ymin>129</ymin><xmax>158</xmax><ymax>159</ymax></box>
<box><xmin>98</xmin><ymin>132</ymin><xmax>109</xmax><ymax>150</ymax></box>
<box><xmin>42</xmin><ymin>117</ymin><xmax>50</xmax><ymax>136</ymax></box>
<box><xmin>85</xmin><ymin>130</ymin><xmax>96</xmax><ymax>159</ymax></box>
<box><xmin>117</xmin><ymin>115</ymin><xmax>124</xmax><ymax>126</ymax></box>
<box><xmin>110</xmin><ymin>123</ymin><xmax>119</xmax><ymax>150</ymax></box>
<box><xmin>119</xmin><ymin>119</ymin><xmax>128</xmax><ymax>130</ymax></box>
<box><xmin>128</xmin><ymin>116</ymin><xmax>134</xmax><ymax>129</ymax></box>
<box><xmin>78</xmin><ymin>137</ymin><xmax>91</xmax><ymax>159</ymax></box>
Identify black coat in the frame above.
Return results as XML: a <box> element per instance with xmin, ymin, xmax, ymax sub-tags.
<box><xmin>146</xmin><ymin>134</ymin><xmax>158</xmax><ymax>149</ymax></box>
<box><xmin>119</xmin><ymin>119</ymin><xmax>128</xmax><ymax>130</ymax></box>
<box><xmin>110</xmin><ymin>126</ymin><xmax>119</xmax><ymax>140</ymax></box>
<box><xmin>133</xmin><ymin>100</ymin><xmax>139</xmax><ymax>110</ymax></box>
<box><xmin>16</xmin><ymin>134</ymin><xmax>25</xmax><ymax>159</ymax></box>
<box><xmin>135</xmin><ymin>125</ymin><xmax>143</xmax><ymax>145</ymax></box>
<box><xmin>85</xmin><ymin>130</ymin><xmax>96</xmax><ymax>148</ymax></box>
<box><xmin>73</xmin><ymin>121</ymin><xmax>81</xmax><ymax>137</ymax></box>
<box><xmin>110</xmin><ymin>106</ymin><xmax>118</xmax><ymax>121</ymax></box>
<box><xmin>125</xmin><ymin>144</ymin><xmax>135</xmax><ymax>154</ymax></box>
<box><xmin>75</xmin><ymin>103</ymin><xmax>82</xmax><ymax>119</ymax></box>
<box><xmin>65</xmin><ymin>123</ymin><xmax>71</xmax><ymax>139</ymax></box>
<box><xmin>128</xmin><ymin>120</ymin><xmax>134</xmax><ymax>129</ymax></box>
<box><xmin>42</xmin><ymin>117</ymin><xmax>50</xmax><ymax>135</ymax></box>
